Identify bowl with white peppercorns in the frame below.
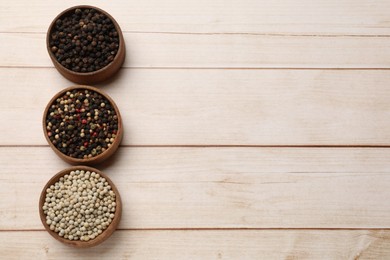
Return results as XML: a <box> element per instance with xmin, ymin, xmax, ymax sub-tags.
<box><xmin>39</xmin><ymin>166</ymin><xmax>122</xmax><ymax>248</ymax></box>
<box><xmin>47</xmin><ymin>5</ymin><xmax>126</xmax><ymax>84</ymax></box>
<box><xmin>43</xmin><ymin>85</ymin><xmax>123</xmax><ymax>165</ymax></box>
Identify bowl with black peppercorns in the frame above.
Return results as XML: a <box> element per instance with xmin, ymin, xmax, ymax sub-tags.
<box><xmin>39</xmin><ymin>166</ymin><xmax>122</xmax><ymax>248</ymax></box>
<box><xmin>47</xmin><ymin>6</ymin><xmax>125</xmax><ymax>84</ymax></box>
<box><xmin>43</xmin><ymin>85</ymin><xmax>123</xmax><ymax>165</ymax></box>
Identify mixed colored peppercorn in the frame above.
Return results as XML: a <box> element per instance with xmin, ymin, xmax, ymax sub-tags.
<box><xmin>43</xmin><ymin>170</ymin><xmax>116</xmax><ymax>241</ymax></box>
<box><xmin>49</xmin><ymin>8</ymin><xmax>119</xmax><ymax>72</ymax></box>
<box><xmin>46</xmin><ymin>89</ymin><xmax>118</xmax><ymax>159</ymax></box>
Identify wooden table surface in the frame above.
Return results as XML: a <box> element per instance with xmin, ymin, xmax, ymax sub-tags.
<box><xmin>1</xmin><ymin>0</ymin><xmax>390</xmax><ymax>259</ymax></box>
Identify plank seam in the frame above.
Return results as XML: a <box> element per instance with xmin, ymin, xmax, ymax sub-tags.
<box><xmin>1</xmin><ymin>145</ymin><xmax>390</xmax><ymax>148</ymax></box>
<box><xmin>2</xmin><ymin>31</ymin><xmax>390</xmax><ymax>38</ymax></box>
<box><xmin>2</xmin><ymin>66</ymin><xmax>390</xmax><ymax>70</ymax></box>
<box><xmin>2</xmin><ymin>227</ymin><xmax>390</xmax><ymax>232</ymax></box>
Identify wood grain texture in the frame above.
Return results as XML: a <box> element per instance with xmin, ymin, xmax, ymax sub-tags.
<box><xmin>1</xmin><ymin>147</ymin><xmax>390</xmax><ymax>230</ymax></box>
<box><xmin>1</xmin><ymin>68</ymin><xmax>390</xmax><ymax>145</ymax></box>
<box><xmin>2</xmin><ymin>33</ymin><xmax>390</xmax><ymax>68</ymax></box>
<box><xmin>2</xmin><ymin>0</ymin><xmax>390</xmax><ymax>258</ymax></box>
<box><xmin>1</xmin><ymin>0</ymin><xmax>390</xmax><ymax>35</ymax></box>
<box><xmin>1</xmin><ymin>230</ymin><xmax>389</xmax><ymax>259</ymax></box>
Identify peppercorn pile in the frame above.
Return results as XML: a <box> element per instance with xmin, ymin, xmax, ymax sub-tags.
<box><xmin>43</xmin><ymin>170</ymin><xmax>116</xmax><ymax>241</ymax></box>
<box><xmin>46</xmin><ymin>89</ymin><xmax>118</xmax><ymax>159</ymax></box>
<box><xmin>49</xmin><ymin>8</ymin><xmax>119</xmax><ymax>72</ymax></box>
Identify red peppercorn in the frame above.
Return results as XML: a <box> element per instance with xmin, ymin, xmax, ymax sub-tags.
<box><xmin>46</xmin><ymin>88</ymin><xmax>119</xmax><ymax>159</ymax></box>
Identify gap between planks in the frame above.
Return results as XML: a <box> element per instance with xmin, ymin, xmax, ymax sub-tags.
<box><xmin>3</xmin><ymin>66</ymin><xmax>390</xmax><ymax>70</ymax></box>
<box><xmin>2</xmin><ymin>144</ymin><xmax>390</xmax><ymax>148</ymax></box>
<box><xmin>2</xmin><ymin>31</ymin><xmax>390</xmax><ymax>38</ymax></box>
<box><xmin>3</xmin><ymin>227</ymin><xmax>390</xmax><ymax>232</ymax></box>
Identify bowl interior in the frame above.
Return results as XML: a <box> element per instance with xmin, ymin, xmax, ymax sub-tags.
<box><xmin>39</xmin><ymin>166</ymin><xmax>122</xmax><ymax>248</ymax></box>
<box><xmin>42</xmin><ymin>85</ymin><xmax>123</xmax><ymax>165</ymax></box>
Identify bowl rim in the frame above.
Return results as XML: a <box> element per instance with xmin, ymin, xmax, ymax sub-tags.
<box><xmin>42</xmin><ymin>85</ymin><xmax>123</xmax><ymax>165</ymax></box>
<box><xmin>39</xmin><ymin>165</ymin><xmax>122</xmax><ymax>248</ymax></box>
<box><xmin>46</xmin><ymin>5</ymin><xmax>125</xmax><ymax>76</ymax></box>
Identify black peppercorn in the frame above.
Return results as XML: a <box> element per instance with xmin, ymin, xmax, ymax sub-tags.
<box><xmin>46</xmin><ymin>89</ymin><xmax>119</xmax><ymax>159</ymax></box>
<box><xmin>50</xmin><ymin>8</ymin><xmax>119</xmax><ymax>73</ymax></box>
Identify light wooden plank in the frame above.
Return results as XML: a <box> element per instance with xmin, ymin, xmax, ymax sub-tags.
<box><xmin>1</xmin><ymin>33</ymin><xmax>390</xmax><ymax>68</ymax></box>
<box><xmin>1</xmin><ymin>68</ymin><xmax>390</xmax><ymax>145</ymax></box>
<box><xmin>0</xmin><ymin>230</ymin><xmax>389</xmax><ymax>259</ymax></box>
<box><xmin>1</xmin><ymin>0</ymin><xmax>390</xmax><ymax>35</ymax></box>
<box><xmin>1</xmin><ymin>147</ymin><xmax>390</xmax><ymax>229</ymax></box>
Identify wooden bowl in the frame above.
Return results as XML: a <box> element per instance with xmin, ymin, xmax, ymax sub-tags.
<box><xmin>39</xmin><ymin>166</ymin><xmax>122</xmax><ymax>248</ymax></box>
<box><xmin>43</xmin><ymin>85</ymin><xmax>123</xmax><ymax>165</ymax></box>
<box><xmin>46</xmin><ymin>5</ymin><xmax>126</xmax><ymax>84</ymax></box>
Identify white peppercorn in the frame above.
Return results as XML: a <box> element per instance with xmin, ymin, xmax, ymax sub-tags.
<box><xmin>43</xmin><ymin>170</ymin><xmax>116</xmax><ymax>241</ymax></box>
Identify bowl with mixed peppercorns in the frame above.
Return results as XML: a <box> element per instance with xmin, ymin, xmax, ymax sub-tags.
<box><xmin>47</xmin><ymin>6</ymin><xmax>125</xmax><ymax>84</ymax></box>
<box><xmin>43</xmin><ymin>85</ymin><xmax>123</xmax><ymax>165</ymax></box>
<box><xmin>39</xmin><ymin>166</ymin><xmax>122</xmax><ymax>247</ymax></box>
